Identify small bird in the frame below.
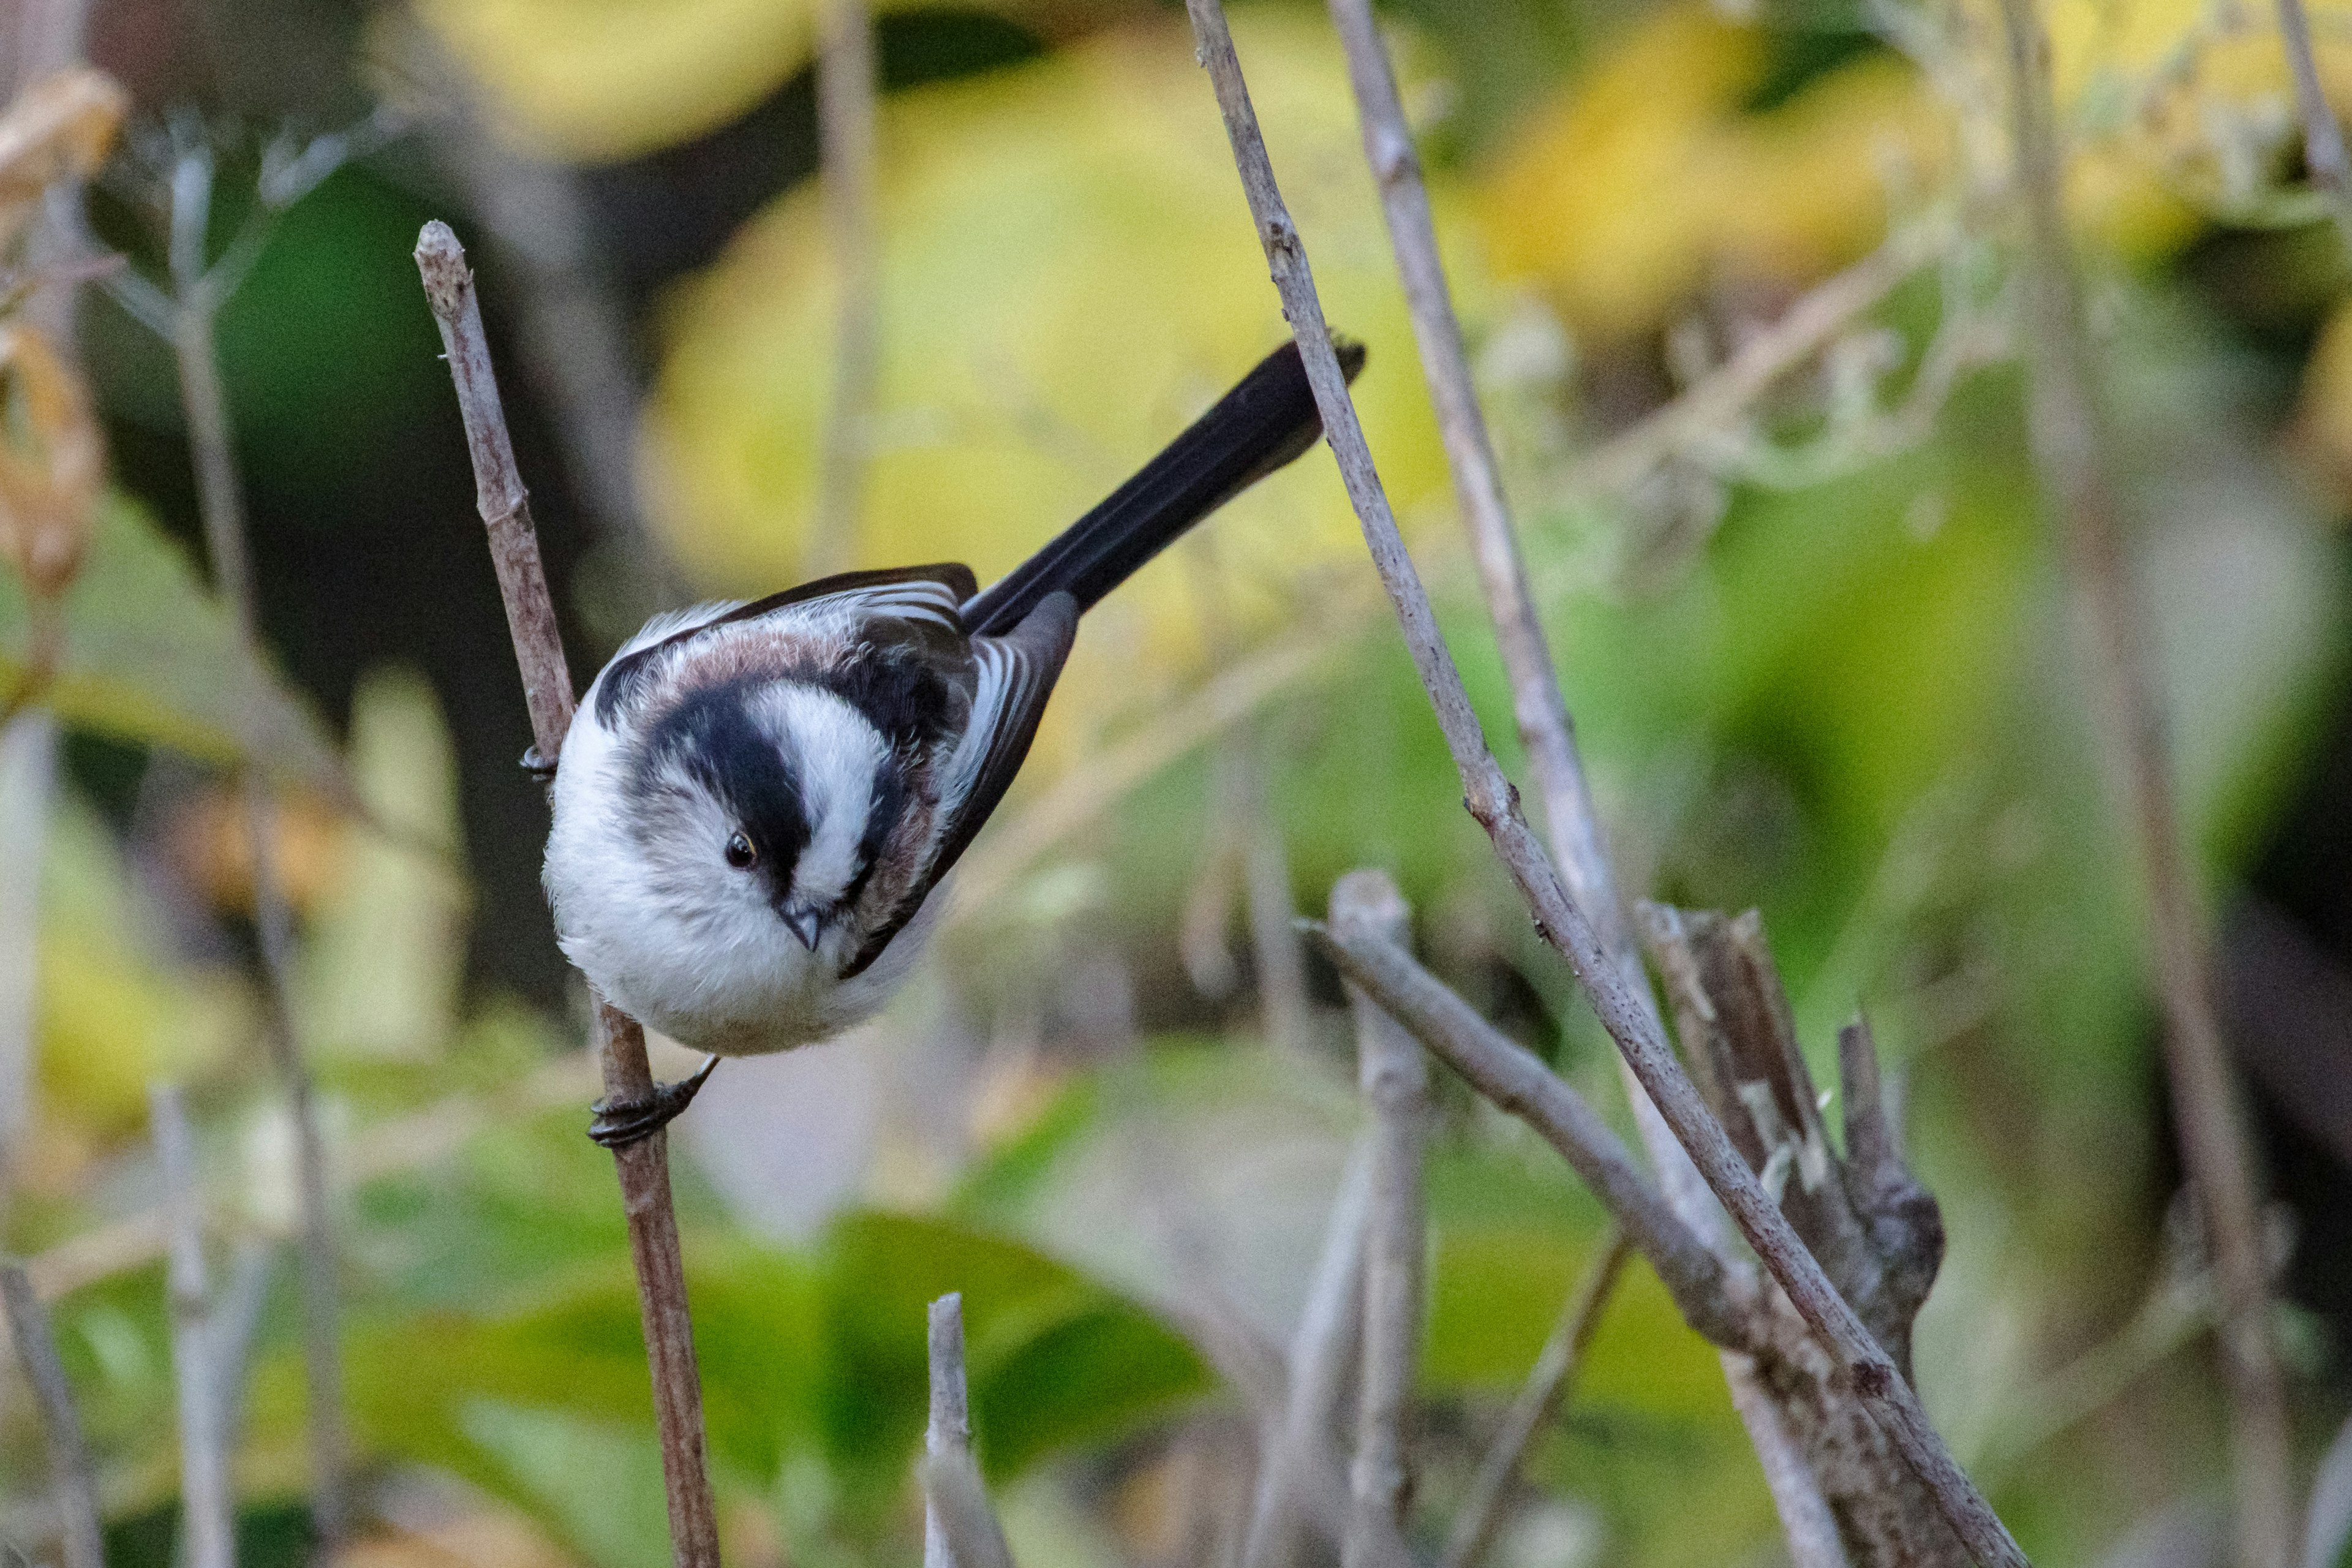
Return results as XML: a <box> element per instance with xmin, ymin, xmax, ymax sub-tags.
<box><xmin>544</xmin><ymin>338</ymin><xmax>1362</xmax><ymax>1145</ymax></box>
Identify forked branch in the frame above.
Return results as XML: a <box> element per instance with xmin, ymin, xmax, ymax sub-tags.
<box><xmin>1180</xmin><ymin>5</ymin><xmax>2024</xmax><ymax>1556</ymax></box>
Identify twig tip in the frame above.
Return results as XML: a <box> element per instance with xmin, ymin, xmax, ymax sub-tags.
<box><xmin>413</xmin><ymin>220</ymin><xmax>472</xmax><ymax>320</ymax></box>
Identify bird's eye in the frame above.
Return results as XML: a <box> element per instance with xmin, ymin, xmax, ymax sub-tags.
<box><xmin>724</xmin><ymin>832</ymin><xmax>757</xmax><ymax>869</ymax></box>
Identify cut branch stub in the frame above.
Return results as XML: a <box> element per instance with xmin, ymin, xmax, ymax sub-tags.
<box><xmin>1639</xmin><ymin>903</ymin><xmax>1959</xmax><ymax>1567</ymax></box>
<box><xmin>1638</xmin><ymin>905</ymin><xmax>1943</xmax><ymax>1376</ymax></box>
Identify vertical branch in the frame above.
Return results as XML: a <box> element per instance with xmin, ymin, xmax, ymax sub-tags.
<box><xmin>1332</xmin><ymin>871</ymin><xmax>1427</xmax><ymax>1567</ymax></box>
<box><xmin>1996</xmin><ymin>2</ymin><xmax>2297</xmax><ymax>1563</ymax></box>
<box><xmin>151</xmin><ymin>1084</ymin><xmax>236</xmax><ymax>1568</ymax></box>
<box><xmin>924</xmin><ymin>1292</ymin><xmax>971</xmax><ymax>1568</ymax></box>
<box><xmin>1179</xmin><ymin>9</ymin><xmax>2024</xmax><ymax>1559</ymax></box>
<box><xmin>924</xmin><ymin>1294</ymin><xmax>1014</xmax><ymax>1568</ymax></box>
<box><xmin>808</xmin><ymin>0</ymin><xmax>882</xmax><ymax>579</ymax></box>
<box><xmin>167</xmin><ymin>264</ymin><xmax>350</xmax><ymax>1555</ymax></box>
<box><xmin>1238</xmin><ymin>1139</ymin><xmax>1373</xmax><ymax>1568</ymax></box>
<box><xmin>413</xmin><ymin>221</ymin><xmax>723</xmax><ymax>1568</ymax></box>
<box><xmin>2274</xmin><ymin>0</ymin><xmax>2352</xmax><ymax>255</ymax></box>
<box><xmin>0</xmin><ymin>1257</ymin><xmax>104</xmax><ymax>1568</ymax></box>
<box><xmin>1439</xmin><ymin>1226</ymin><xmax>1629</xmax><ymax>1568</ymax></box>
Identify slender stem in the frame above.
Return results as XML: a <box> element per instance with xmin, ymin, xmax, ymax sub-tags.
<box><xmin>1572</xmin><ymin>223</ymin><xmax>1946</xmax><ymax>502</ymax></box>
<box><xmin>151</xmin><ymin>1084</ymin><xmax>236</xmax><ymax>1568</ymax></box>
<box><xmin>0</xmin><ymin>1257</ymin><xmax>104</xmax><ymax>1568</ymax></box>
<box><xmin>922</xmin><ymin>1294</ymin><xmax>1014</xmax><ymax>1568</ymax></box>
<box><xmin>1331</xmin><ymin>872</ymin><xmax>1427</xmax><ymax>1567</ymax></box>
<box><xmin>1238</xmin><ymin>1138</ymin><xmax>1372</xmax><ymax>1568</ymax></box>
<box><xmin>1996</xmin><ymin>2</ymin><xmax>2297</xmax><ymax>1563</ymax></box>
<box><xmin>1178</xmin><ymin>12</ymin><xmax>2026</xmax><ymax>1548</ymax></box>
<box><xmin>413</xmin><ymin>221</ymin><xmax>722</xmax><ymax>1568</ymax></box>
<box><xmin>924</xmin><ymin>1292</ymin><xmax>973</xmax><ymax>1568</ymax></box>
<box><xmin>2275</xmin><ymin>0</ymin><xmax>2352</xmax><ymax>255</ymax></box>
<box><xmin>809</xmin><ymin>0</ymin><xmax>881</xmax><ymax>578</ymax></box>
<box><xmin>1310</xmin><ymin>13</ymin><xmax>1852</xmax><ymax>1530</ymax></box>
<box><xmin>168</xmin><ymin>279</ymin><xmax>349</xmax><ymax>1554</ymax></box>
<box><xmin>1440</xmin><ymin>1226</ymin><xmax>1629</xmax><ymax>1568</ymax></box>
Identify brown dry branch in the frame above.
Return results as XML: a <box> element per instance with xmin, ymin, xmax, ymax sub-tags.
<box><xmin>1996</xmin><ymin>0</ymin><xmax>2297</xmax><ymax>1561</ymax></box>
<box><xmin>1184</xmin><ymin>4</ymin><xmax>2024</xmax><ymax>1555</ymax></box>
<box><xmin>2275</xmin><ymin>0</ymin><xmax>2352</xmax><ymax>255</ymax></box>
<box><xmin>923</xmin><ymin>1294</ymin><xmax>1014</xmax><ymax>1568</ymax></box>
<box><xmin>413</xmin><ymin>221</ymin><xmax>722</xmax><ymax>1568</ymax></box>
<box><xmin>1642</xmin><ymin>909</ymin><xmax>1959</xmax><ymax>1566</ymax></box>
<box><xmin>152</xmin><ymin>1083</ymin><xmax>237</xmax><ymax>1568</ymax></box>
<box><xmin>808</xmin><ymin>0</ymin><xmax>881</xmax><ymax>579</ymax></box>
<box><xmin>1331</xmin><ymin>871</ymin><xmax>1428</xmax><ymax>1567</ymax></box>
<box><xmin>161</xmin><ymin>167</ymin><xmax>350</xmax><ymax>1545</ymax></box>
<box><xmin>0</xmin><ymin>1256</ymin><xmax>103</xmax><ymax>1568</ymax></box>
<box><xmin>1304</xmin><ymin>917</ymin><xmax>1747</xmax><ymax>1349</ymax></box>
<box><xmin>1315</xmin><ymin>4</ymin><xmax>1855</xmax><ymax>1540</ymax></box>
<box><xmin>1237</xmin><ymin>1137</ymin><xmax>1371</xmax><ymax>1568</ymax></box>
<box><xmin>1439</xmin><ymin>1224</ymin><xmax>1628</xmax><ymax>1568</ymax></box>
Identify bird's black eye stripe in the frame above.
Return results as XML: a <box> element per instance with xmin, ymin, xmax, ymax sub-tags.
<box><xmin>725</xmin><ymin>832</ymin><xmax>757</xmax><ymax>869</ymax></box>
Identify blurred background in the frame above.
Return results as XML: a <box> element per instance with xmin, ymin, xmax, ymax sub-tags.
<box><xmin>2</xmin><ymin>0</ymin><xmax>2351</xmax><ymax>1561</ymax></box>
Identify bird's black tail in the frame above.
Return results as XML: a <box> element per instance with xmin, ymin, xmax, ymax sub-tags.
<box><xmin>961</xmin><ymin>338</ymin><xmax>1366</xmax><ymax>638</ymax></box>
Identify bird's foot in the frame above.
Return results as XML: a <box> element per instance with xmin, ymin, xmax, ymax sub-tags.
<box><xmin>588</xmin><ymin>1055</ymin><xmax>720</xmax><ymax>1149</ymax></box>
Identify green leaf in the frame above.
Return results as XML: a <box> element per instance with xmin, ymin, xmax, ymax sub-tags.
<box><xmin>0</xmin><ymin>494</ymin><xmax>339</xmax><ymax>787</ymax></box>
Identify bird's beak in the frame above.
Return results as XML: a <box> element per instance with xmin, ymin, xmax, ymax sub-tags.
<box><xmin>782</xmin><ymin>905</ymin><xmax>823</xmax><ymax>951</ymax></box>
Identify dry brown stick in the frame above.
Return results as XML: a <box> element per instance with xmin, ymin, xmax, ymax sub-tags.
<box><xmin>413</xmin><ymin>220</ymin><xmax>722</xmax><ymax>1568</ymax></box>
<box><xmin>1331</xmin><ymin>872</ymin><xmax>1428</xmax><ymax>1567</ymax></box>
<box><xmin>1305</xmin><ymin>921</ymin><xmax>1746</xmax><ymax>1348</ymax></box>
<box><xmin>165</xmin><ymin>205</ymin><xmax>349</xmax><ymax>1548</ymax></box>
<box><xmin>1439</xmin><ymin>1225</ymin><xmax>1628</xmax><ymax>1568</ymax></box>
<box><xmin>1310</xmin><ymin>922</ymin><xmax>2018</xmax><ymax>1562</ymax></box>
<box><xmin>808</xmin><ymin>0</ymin><xmax>881</xmax><ymax>579</ymax></box>
<box><xmin>1996</xmin><ymin>2</ymin><xmax>2296</xmax><ymax>1564</ymax></box>
<box><xmin>0</xmin><ymin>1256</ymin><xmax>103</xmax><ymax>1568</ymax></box>
<box><xmin>1307</xmin><ymin>16</ymin><xmax>1861</xmax><ymax>1540</ymax></box>
<box><xmin>1186</xmin><ymin>4</ymin><xmax>2026</xmax><ymax>1552</ymax></box>
<box><xmin>2275</xmin><ymin>0</ymin><xmax>2352</xmax><ymax>255</ymax></box>
<box><xmin>1237</xmin><ymin>1137</ymin><xmax>1371</xmax><ymax>1568</ymax></box>
<box><xmin>151</xmin><ymin>1084</ymin><xmax>236</xmax><ymax>1568</ymax></box>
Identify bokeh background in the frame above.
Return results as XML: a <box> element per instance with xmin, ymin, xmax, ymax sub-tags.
<box><xmin>3</xmin><ymin>0</ymin><xmax>2352</xmax><ymax>1562</ymax></box>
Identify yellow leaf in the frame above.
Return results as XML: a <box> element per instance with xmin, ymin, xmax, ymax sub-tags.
<box><xmin>411</xmin><ymin>0</ymin><xmax>821</xmax><ymax>165</ymax></box>
<box><xmin>644</xmin><ymin>10</ymin><xmax>1452</xmax><ymax>769</ymax></box>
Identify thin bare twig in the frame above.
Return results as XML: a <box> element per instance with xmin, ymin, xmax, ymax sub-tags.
<box><xmin>160</xmin><ymin>146</ymin><xmax>349</xmax><ymax>1548</ymax></box>
<box><xmin>1315</xmin><ymin>8</ymin><xmax>1847</xmax><ymax>1540</ymax></box>
<box><xmin>152</xmin><ymin>1083</ymin><xmax>236</xmax><ymax>1568</ymax></box>
<box><xmin>1180</xmin><ymin>12</ymin><xmax>2025</xmax><ymax>1547</ymax></box>
<box><xmin>924</xmin><ymin>1294</ymin><xmax>1013</xmax><ymax>1568</ymax></box>
<box><xmin>413</xmin><ymin>221</ymin><xmax>722</xmax><ymax>1568</ymax></box>
<box><xmin>1440</xmin><ymin>1226</ymin><xmax>1629</xmax><ymax>1568</ymax></box>
<box><xmin>1996</xmin><ymin>1</ymin><xmax>2296</xmax><ymax>1562</ymax></box>
<box><xmin>808</xmin><ymin>0</ymin><xmax>882</xmax><ymax>578</ymax></box>
<box><xmin>1573</xmin><ymin>222</ymin><xmax>1948</xmax><ymax>503</ymax></box>
<box><xmin>1331</xmin><ymin>872</ymin><xmax>1427</xmax><ymax>1567</ymax></box>
<box><xmin>0</xmin><ymin>1257</ymin><xmax>103</xmax><ymax>1568</ymax></box>
<box><xmin>2274</xmin><ymin>0</ymin><xmax>2352</xmax><ymax>255</ymax></box>
<box><xmin>1238</xmin><ymin>1138</ymin><xmax>1372</xmax><ymax>1568</ymax></box>
<box><xmin>1305</xmin><ymin>919</ymin><xmax>1746</xmax><ymax>1348</ymax></box>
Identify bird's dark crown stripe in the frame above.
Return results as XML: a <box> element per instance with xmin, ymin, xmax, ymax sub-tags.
<box><xmin>632</xmin><ymin>676</ymin><xmax>812</xmax><ymax>897</ymax></box>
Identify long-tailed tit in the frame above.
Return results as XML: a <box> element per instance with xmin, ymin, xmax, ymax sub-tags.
<box><xmin>543</xmin><ymin>339</ymin><xmax>1363</xmax><ymax>1144</ymax></box>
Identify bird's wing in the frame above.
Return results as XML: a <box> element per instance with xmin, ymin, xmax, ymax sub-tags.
<box><xmin>592</xmin><ymin>565</ymin><xmax>979</xmax><ymax>725</ymax></box>
<box><xmin>839</xmin><ymin>591</ymin><xmax>1077</xmax><ymax>979</ymax></box>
